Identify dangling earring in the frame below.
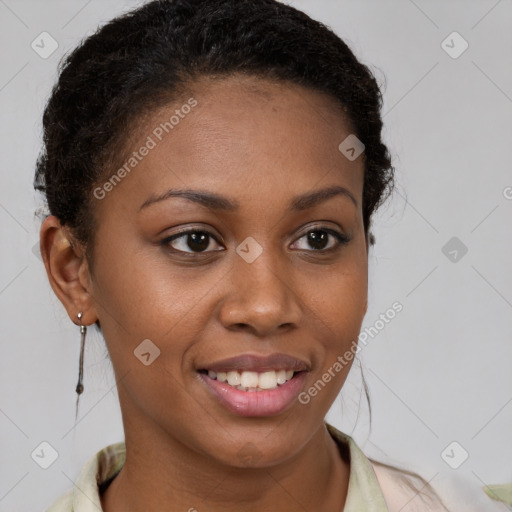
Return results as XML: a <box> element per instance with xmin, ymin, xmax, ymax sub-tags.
<box><xmin>75</xmin><ymin>312</ymin><xmax>87</xmax><ymax>419</ymax></box>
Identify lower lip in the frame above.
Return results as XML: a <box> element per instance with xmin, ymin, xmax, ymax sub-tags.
<box><xmin>198</xmin><ymin>371</ymin><xmax>308</xmax><ymax>417</ymax></box>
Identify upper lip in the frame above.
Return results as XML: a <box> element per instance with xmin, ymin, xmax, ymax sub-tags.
<box><xmin>199</xmin><ymin>353</ymin><xmax>310</xmax><ymax>373</ymax></box>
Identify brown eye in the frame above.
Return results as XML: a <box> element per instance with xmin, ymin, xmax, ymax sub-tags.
<box><xmin>160</xmin><ymin>230</ymin><xmax>224</xmax><ymax>255</ymax></box>
<box><xmin>159</xmin><ymin>226</ymin><xmax>350</xmax><ymax>257</ymax></box>
<box><xmin>291</xmin><ymin>228</ymin><xmax>350</xmax><ymax>252</ymax></box>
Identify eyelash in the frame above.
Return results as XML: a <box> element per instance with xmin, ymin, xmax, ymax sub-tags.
<box><xmin>159</xmin><ymin>226</ymin><xmax>351</xmax><ymax>257</ymax></box>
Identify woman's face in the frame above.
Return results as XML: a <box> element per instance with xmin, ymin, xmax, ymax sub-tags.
<box><xmin>85</xmin><ymin>75</ymin><xmax>368</xmax><ymax>467</ymax></box>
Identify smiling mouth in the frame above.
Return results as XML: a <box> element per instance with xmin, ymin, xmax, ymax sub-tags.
<box><xmin>197</xmin><ymin>369</ymin><xmax>302</xmax><ymax>392</ymax></box>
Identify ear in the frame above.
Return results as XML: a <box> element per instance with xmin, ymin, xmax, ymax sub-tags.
<box><xmin>39</xmin><ymin>215</ymin><xmax>97</xmax><ymax>326</ymax></box>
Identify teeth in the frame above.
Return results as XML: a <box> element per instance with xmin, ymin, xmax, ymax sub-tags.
<box><xmin>240</xmin><ymin>371</ymin><xmax>259</xmax><ymax>388</ymax></box>
<box><xmin>227</xmin><ymin>371</ymin><xmax>241</xmax><ymax>386</ymax></box>
<box><xmin>206</xmin><ymin>369</ymin><xmax>296</xmax><ymax>390</ymax></box>
<box><xmin>259</xmin><ymin>371</ymin><xmax>280</xmax><ymax>389</ymax></box>
<box><xmin>276</xmin><ymin>369</ymin><xmax>286</xmax><ymax>385</ymax></box>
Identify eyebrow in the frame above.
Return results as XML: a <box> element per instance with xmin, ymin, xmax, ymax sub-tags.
<box><xmin>139</xmin><ymin>184</ymin><xmax>357</xmax><ymax>212</ymax></box>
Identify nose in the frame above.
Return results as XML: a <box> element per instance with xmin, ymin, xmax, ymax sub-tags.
<box><xmin>218</xmin><ymin>250</ymin><xmax>302</xmax><ymax>337</ymax></box>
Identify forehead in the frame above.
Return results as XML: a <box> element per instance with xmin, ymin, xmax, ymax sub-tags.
<box><xmin>180</xmin><ymin>75</ymin><xmax>355</xmax><ymax>160</ymax></box>
<box><xmin>97</xmin><ymin>75</ymin><xmax>364</xmax><ymax>217</ymax></box>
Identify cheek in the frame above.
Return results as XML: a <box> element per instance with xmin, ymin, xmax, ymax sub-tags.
<box><xmin>92</xmin><ymin>243</ymin><xmax>196</xmax><ymax>331</ymax></box>
<box><xmin>307</xmin><ymin>253</ymin><xmax>367</xmax><ymax>335</ymax></box>
<box><xmin>90</xmin><ymin>242</ymin><xmax>225</xmax><ymax>383</ymax></box>
<box><xmin>90</xmin><ymin>250</ymin><xmax>206</xmax><ymax>420</ymax></box>
<box><xmin>303</xmin><ymin>253</ymin><xmax>367</xmax><ymax>389</ymax></box>
<box><xmin>89</xmin><ymin>250</ymin><xmax>169</xmax><ymax>361</ymax></box>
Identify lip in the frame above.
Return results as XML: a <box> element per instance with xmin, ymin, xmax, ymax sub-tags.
<box><xmin>197</xmin><ymin>353</ymin><xmax>310</xmax><ymax>373</ymax></box>
<box><xmin>198</xmin><ymin>370</ymin><xmax>308</xmax><ymax>417</ymax></box>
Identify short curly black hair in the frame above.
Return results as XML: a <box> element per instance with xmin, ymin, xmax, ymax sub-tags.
<box><xmin>34</xmin><ymin>0</ymin><xmax>394</xmax><ymax>253</ymax></box>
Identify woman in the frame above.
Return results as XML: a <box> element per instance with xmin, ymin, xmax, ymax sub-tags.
<box><xmin>36</xmin><ymin>0</ymin><xmax>450</xmax><ymax>510</ymax></box>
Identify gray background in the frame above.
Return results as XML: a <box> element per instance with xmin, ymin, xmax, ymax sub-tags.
<box><xmin>0</xmin><ymin>0</ymin><xmax>511</xmax><ymax>510</ymax></box>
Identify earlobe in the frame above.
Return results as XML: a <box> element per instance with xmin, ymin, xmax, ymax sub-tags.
<box><xmin>39</xmin><ymin>215</ymin><xmax>97</xmax><ymax>326</ymax></box>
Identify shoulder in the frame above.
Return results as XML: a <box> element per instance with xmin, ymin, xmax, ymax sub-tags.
<box><xmin>45</xmin><ymin>490</ymin><xmax>73</xmax><ymax>512</ymax></box>
<box><xmin>369</xmin><ymin>459</ymin><xmax>450</xmax><ymax>512</ymax></box>
<box><xmin>44</xmin><ymin>442</ymin><xmax>125</xmax><ymax>512</ymax></box>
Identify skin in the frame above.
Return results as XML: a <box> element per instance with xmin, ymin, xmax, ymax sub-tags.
<box><xmin>41</xmin><ymin>75</ymin><xmax>369</xmax><ymax>512</ymax></box>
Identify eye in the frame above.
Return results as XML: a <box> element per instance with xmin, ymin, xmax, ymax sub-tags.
<box><xmin>159</xmin><ymin>225</ymin><xmax>350</xmax><ymax>257</ymax></box>
<box><xmin>160</xmin><ymin>229</ymin><xmax>224</xmax><ymax>255</ymax></box>
<box><xmin>291</xmin><ymin>227</ymin><xmax>350</xmax><ymax>252</ymax></box>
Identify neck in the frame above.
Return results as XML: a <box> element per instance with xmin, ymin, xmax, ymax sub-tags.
<box><xmin>101</xmin><ymin>408</ymin><xmax>349</xmax><ymax>512</ymax></box>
